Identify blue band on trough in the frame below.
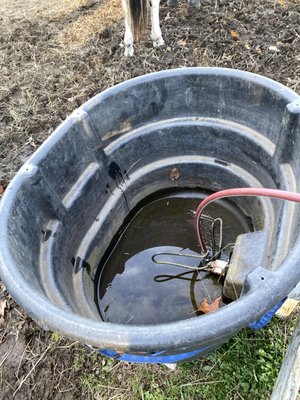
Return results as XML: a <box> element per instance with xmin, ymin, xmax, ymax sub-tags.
<box><xmin>99</xmin><ymin>346</ymin><xmax>209</xmax><ymax>363</ymax></box>
<box><xmin>248</xmin><ymin>298</ymin><xmax>287</xmax><ymax>331</ymax></box>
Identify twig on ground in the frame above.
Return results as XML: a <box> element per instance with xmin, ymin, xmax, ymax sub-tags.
<box><xmin>13</xmin><ymin>344</ymin><xmax>51</xmax><ymax>397</ymax></box>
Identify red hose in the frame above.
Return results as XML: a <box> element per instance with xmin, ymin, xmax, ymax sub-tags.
<box><xmin>194</xmin><ymin>188</ymin><xmax>300</xmax><ymax>254</ymax></box>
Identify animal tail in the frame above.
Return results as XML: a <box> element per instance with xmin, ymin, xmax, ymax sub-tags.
<box><xmin>129</xmin><ymin>0</ymin><xmax>148</xmax><ymax>40</ymax></box>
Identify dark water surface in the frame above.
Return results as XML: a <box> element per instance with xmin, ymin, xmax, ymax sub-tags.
<box><xmin>96</xmin><ymin>191</ymin><xmax>250</xmax><ymax>325</ymax></box>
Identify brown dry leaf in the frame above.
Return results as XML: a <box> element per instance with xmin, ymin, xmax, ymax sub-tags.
<box><xmin>0</xmin><ymin>184</ymin><xmax>4</xmax><ymax>194</ymax></box>
<box><xmin>230</xmin><ymin>30</ymin><xmax>239</xmax><ymax>39</ymax></box>
<box><xmin>198</xmin><ymin>297</ymin><xmax>221</xmax><ymax>314</ymax></box>
<box><xmin>278</xmin><ymin>0</ymin><xmax>285</xmax><ymax>5</ymax></box>
<box><xmin>169</xmin><ymin>167</ymin><xmax>180</xmax><ymax>181</ymax></box>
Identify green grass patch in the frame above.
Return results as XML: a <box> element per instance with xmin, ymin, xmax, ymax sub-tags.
<box><xmin>77</xmin><ymin>316</ymin><xmax>294</xmax><ymax>400</ymax></box>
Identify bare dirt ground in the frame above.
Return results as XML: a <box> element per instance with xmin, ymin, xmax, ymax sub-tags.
<box><xmin>0</xmin><ymin>0</ymin><xmax>300</xmax><ymax>399</ymax></box>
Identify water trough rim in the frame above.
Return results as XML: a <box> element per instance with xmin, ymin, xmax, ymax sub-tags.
<box><xmin>1</xmin><ymin>67</ymin><xmax>300</xmax><ymax>351</ymax></box>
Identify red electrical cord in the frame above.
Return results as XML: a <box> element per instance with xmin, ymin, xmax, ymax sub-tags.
<box><xmin>194</xmin><ymin>188</ymin><xmax>300</xmax><ymax>254</ymax></box>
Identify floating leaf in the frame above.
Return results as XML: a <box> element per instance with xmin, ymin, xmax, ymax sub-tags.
<box><xmin>198</xmin><ymin>297</ymin><xmax>221</xmax><ymax>314</ymax></box>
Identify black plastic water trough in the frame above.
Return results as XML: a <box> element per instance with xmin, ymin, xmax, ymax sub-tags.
<box><xmin>1</xmin><ymin>68</ymin><xmax>300</xmax><ymax>363</ymax></box>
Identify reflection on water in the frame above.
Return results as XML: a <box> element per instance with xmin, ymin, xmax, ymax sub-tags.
<box><xmin>96</xmin><ymin>191</ymin><xmax>250</xmax><ymax>325</ymax></box>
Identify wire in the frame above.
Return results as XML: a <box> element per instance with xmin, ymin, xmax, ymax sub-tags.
<box><xmin>154</xmin><ymin>270</ymin><xmax>206</xmax><ymax>282</ymax></box>
<box><xmin>151</xmin><ymin>217</ymin><xmax>224</xmax><ymax>271</ymax></box>
<box><xmin>152</xmin><ymin>252</ymin><xmax>208</xmax><ymax>270</ymax></box>
<box><xmin>206</xmin><ymin>243</ymin><xmax>235</xmax><ymax>264</ymax></box>
<box><xmin>194</xmin><ymin>188</ymin><xmax>300</xmax><ymax>254</ymax></box>
<box><xmin>211</xmin><ymin>217</ymin><xmax>223</xmax><ymax>256</ymax></box>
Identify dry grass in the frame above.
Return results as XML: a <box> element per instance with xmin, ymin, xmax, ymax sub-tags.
<box><xmin>57</xmin><ymin>0</ymin><xmax>123</xmax><ymax>48</ymax></box>
<box><xmin>0</xmin><ymin>0</ymin><xmax>299</xmax><ymax>188</ymax></box>
<box><xmin>1</xmin><ymin>0</ymin><xmax>93</xmax><ymax>20</ymax></box>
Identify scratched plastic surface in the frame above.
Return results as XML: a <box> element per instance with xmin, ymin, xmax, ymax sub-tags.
<box><xmin>96</xmin><ymin>191</ymin><xmax>250</xmax><ymax>325</ymax></box>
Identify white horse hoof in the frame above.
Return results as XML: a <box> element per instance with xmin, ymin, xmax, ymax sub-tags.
<box><xmin>153</xmin><ymin>36</ymin><xmax>165</xmax><ymax>48</ymax></box>
<box><xmin>125</xmin><ymin>45</ymin><xmax>134</xmax><ymax>57</ymax></box>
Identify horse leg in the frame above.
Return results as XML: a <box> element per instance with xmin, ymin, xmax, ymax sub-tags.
<box><xmin>150</xmin><ymin>0</ymin><xmax>164</xmax><ymax>48</ymax></box>
<box><xmin>122</xmin><ymin>0</ymin><xmax>134</xmax><ymax>56</ymax></box>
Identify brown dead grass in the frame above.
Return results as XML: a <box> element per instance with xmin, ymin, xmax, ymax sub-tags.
<box><xmin>1</xmin><ymin>0</ymin><xmax>94</xmax><ymax>20</ymax></box>
<box><xmin>1</xmin><ymin>0</ymin><xmax>299</xmax><ymax>184</ymax></box>
<box><xmin>57</xmin><ymin>0</ymin><xmax>123</xmax><ymax>48</ymax></box>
